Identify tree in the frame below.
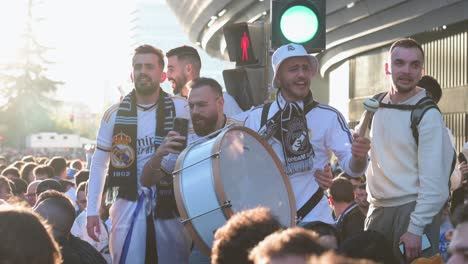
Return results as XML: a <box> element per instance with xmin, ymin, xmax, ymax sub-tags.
<box><xmin>0</xmin><ymin>0</ymin><xmax>63</xmax><ymax>148</ymax></box>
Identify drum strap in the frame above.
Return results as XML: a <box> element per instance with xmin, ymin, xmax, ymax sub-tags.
<box><xmin>296</xmin><ymin>187</ymin><xmax>324</xmax><ymax>223</ymax></box>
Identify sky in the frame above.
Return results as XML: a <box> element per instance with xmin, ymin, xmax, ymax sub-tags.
<box><xmin>0</xmin><ymin>0</ymin><xmax>233</xmax><ymax>113</ymax></box>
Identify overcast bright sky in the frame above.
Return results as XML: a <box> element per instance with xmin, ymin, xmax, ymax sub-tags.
<box><xmin>0</xmin><ymin>0</ymin><xmax>231</xmax><ymax>113</ymax></box>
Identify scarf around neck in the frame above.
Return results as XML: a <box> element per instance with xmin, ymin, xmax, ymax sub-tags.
<box><xmin>270</xmin><ymin>91</ymin><xmax>316</xmax><ymax>175</ymax></box>
<box><xmin>106</xmin><ymin>89</ymin><xmax>175</xmax><ymax>203</ymax></box>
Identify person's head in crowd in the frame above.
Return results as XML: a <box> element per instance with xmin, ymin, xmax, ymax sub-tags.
<box><xmin>339</xmin><ymin>172</ymin><xmax>369</xmax><ymax>213</ymax></box>
<box><xmin>36</xmin><ymin>157</ymin><xmax>49</xmax><ymax>165</ymax></box>
<box><xmin>2</xmin><ymin>166</ymin><xmax>20</xmax><ymax>179</ymax></box>
<box><xmin>338</xmin><ymin>230</ymin><xmax>397</xmax><ymax>264</ymax></box>
<box><xmin>33</xmin><ymin>190</ymin><xmax>76</xmax><ymax>240</ymax></box>
<box><xmin>447</xmin><ymin>204</ymin><xmax>468</xmax><ymax>264</ymax></box>
<box><xmin>0</xmin><ymin>155</ymin><xmax>7</xmax><ymax>166</ymax></box>
<box><xmin>271</xmin><ymin>43</ymin><xmax>319</xmax><ymax>101</ymax></box>
<box><xmin>47</xmin><ymin>156</ymin><xmax>67</xmax><ymax>179</ymax></box>
<box><xmin>11</xmin><ymin>177</ymin><xmax>28</xmax><ymax>198</ymax></box>
<box><xmin>211</xmin><ymin>207</ymin><xmax>283</xmax><ymax>264</ymax></box>
<box><xmin>307</xmin><ymin>251</ymin><xmax>377</xmax><ymax>264</ymax></box>
<box><xmin>11</xmin><ymin>160</ymin><xmax>25</xmax><ymax>170</ymax></box>
<box><xmin>74</xmin><ymin>169</ymin><xmax>89</xmax><ymax>187</ymax></box>
<box><xmin>70</xmin><ymin>159</ymin><xmax>83</xmax><ymax>171</ymax></box>
<box><xmin>166</xmin><ymin>45</ymin><xmax>201</xmax><ymax>97</ymax></box>
<box><xmin>187</xmin><ymin>77</ymin><xmax>225</xmax><ymax>136</ymax></box>
<box><xmin>329</xmin><ymin>177</ymin><xmax>354</xmax><ymax>205</ymax></box>
<box><xmin>132</xmin><ymin>44</ymin><xmax>166</xmax><ymax>96</ymax></box>
<box><xmin>418</xmin><ymin>75</ymin><xmax>442</xmax><ymax>104</ymax></box>
<box><xmin>20</xmin><ymin>162</ymin><xmax>38</xmax><ymax>184</ymax></box>
<box><xmin>36</xmin><ymin>179</ymin><xmax>63</xmax><ymax>198</ymax></box>
<box><xmin>34</xmin><ymin>165</ymin><xmax>55</xmax><ymax>180</ymax></box>
<box><xmin>22</xmin><ymin>155</ymin><xmax>36</xmax><ymax>163</ymax></box>
<box><xmin>76</xmin><ymin>181</ymin><xmax>87</xmax><ymax>214</ymax></box>
<box><xmin>0</xmin><ymin>205</ymin><xmax>62</xmax><ymax>264</ymax></box>
<box><xmin>249</xmin><ymin>227</ymin><xmax>327</xmax><ymax>264</ymax></box>
<box><xmin>387</xmin><ymin>38</ymin><xmax>425</xmax><ymax>82</ymax></box>
<box><xmin>26</xmin><ymin>180</ymin><xmax>41</xmax><ymax>207</ymax></box>
<box><xmin>302</xmin><ymin>221</ymin><xmax>339</xmax><ymax>249</ymax></box>
<box><xmin>0</xmin><ymin>175</ymin><xmax>13</xmax><ymax>201</ymax></box>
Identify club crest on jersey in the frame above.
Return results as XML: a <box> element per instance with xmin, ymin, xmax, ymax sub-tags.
<box><xmin>110</xmin><ymin>131</ymin><xmax>135</xmax><ymax>168</ymax></box>
<box><xmin>285</xmin><ymin>117</ymin><xmax>309</xmax><ymax>155</ymax></box>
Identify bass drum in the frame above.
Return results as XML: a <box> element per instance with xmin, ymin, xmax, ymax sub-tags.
<box><xmin>173</xmin><ymin>126</ymin><xmax>295</xmax><ymax>256</ymax></box>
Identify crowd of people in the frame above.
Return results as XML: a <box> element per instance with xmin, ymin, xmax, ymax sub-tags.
<box><xmin>1</xmin><ymin>38</ymin><xmax>467</xmax><ymax>264</ymax></box>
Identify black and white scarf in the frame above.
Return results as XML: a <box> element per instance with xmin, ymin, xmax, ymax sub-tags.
<box><xmin>279</xmin><ymin>100</ymin><xmax>315</xmax><ymax>174</ymax></box>
<box><xmin>261</xmin><ymin>91</ymin><xmax>316</xmax><ymax>175</ymax></box>
<box><xmin>106</xmin><ymin>89</ymin><xmax>175</xmax><ymax>203</ymax></box>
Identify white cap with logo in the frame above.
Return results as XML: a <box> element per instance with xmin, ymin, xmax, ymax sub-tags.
<box><xmin>271</xmin><ymin>43</ymin><xmax>319</xmax><ymax>88</ymax></box>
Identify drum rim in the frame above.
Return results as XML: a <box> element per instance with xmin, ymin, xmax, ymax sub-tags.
<box><xmin>173</xmin><ymin>125</ymin><xmax>297</xmax><ymax>256</ymax></box>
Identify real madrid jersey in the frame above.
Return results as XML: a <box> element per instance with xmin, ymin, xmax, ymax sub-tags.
<box><xmin>87</xmin><ymin>97</ymin><xmax>189</xmax><ymax>216</ymax></box>
<box><xmin>243</xmin><ymin>94</ymin><xmax>366</xmax><ymax>223</ymax></box>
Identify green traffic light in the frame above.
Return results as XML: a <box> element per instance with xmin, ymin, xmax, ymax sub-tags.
<box><xmin>280</xmin><ymin>5</ymin><xmax>319</xmax><ymax>43</ymax></box>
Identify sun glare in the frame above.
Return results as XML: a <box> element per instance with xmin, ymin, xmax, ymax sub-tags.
<box><xmin>0</xmin><ymin>0</ymin><xmax>135</xmax><ymax>113</ymax></box>
<box><xmin>0</xmin><ymin>1</ymin><xmax>28</xmax><ymax>64</ymax></box>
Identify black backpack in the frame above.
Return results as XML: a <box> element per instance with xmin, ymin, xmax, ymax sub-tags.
<box><xmin>369</xmin><ymin>92</ymin><xmax>440</xmax><ymax>145</ymax></box>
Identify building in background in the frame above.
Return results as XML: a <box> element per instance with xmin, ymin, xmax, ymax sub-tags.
<box><xmin>26</xmin><ymin>132</ymin><xmax>94</xmax><ymax>149</ymax></box>
<box><xmin>166</xmin><ymin>0</ymin><xmax>468</xmax><ymax>152</ymax></box>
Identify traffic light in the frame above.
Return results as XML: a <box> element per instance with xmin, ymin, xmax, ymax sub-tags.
<box><xmin>223</xmin><ymin>22</ymin><xmax>267</xmax><ymax>110</ymax></box>
<box><xmin>224</xmin><ymin>22</ymin><xmax>266</xmax><ymax>67</ymax></box>
<box><xmin>272</xmin><ymin>0</ymin><xmax>326</xmax><ymax>53</ymax></box>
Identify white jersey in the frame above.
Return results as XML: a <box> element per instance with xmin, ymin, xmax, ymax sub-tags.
<box><xmin>244</xmin><ymin>93</ymin><xmax>366</xmax><ymax>223</ymax></box>
<box><xmin>222</xmin><ymin>92</ymin><xmax>243</xmax><ymax>117</ymax></box>
<box><xmin>87</xmin><ymin>95</ymin><xmax>190</xmax><ymax>264</ymax></box>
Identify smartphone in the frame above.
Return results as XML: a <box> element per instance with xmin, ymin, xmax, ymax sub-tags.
<box><xmin>458</xmin><ymin>152</ymin><xmax>467</xmax><ymax>163</ymax></box>
<box><xmin>173</xmin><ymin>117</ymin><xmax>189</xmax><ymax>151</ymax></box>
<box><xmin>421</xmin><ymin>233</ymin><xmax>431</xmax><ymax>251</ymax></box>
<box><xmin>399</xmin><ymin>233</ymin><xmax>431</xmax><ymax>255</ymax></box>
<box><xmin>399</xmin><ymin>243</ymin><xmax>405</xmax><ymax>255</ymax></box>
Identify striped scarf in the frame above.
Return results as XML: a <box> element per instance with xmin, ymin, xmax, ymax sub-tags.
<box><xmin>106</xmin><ymin>89</ymin><xmax>175</xmax><ymax>202</ymax></box>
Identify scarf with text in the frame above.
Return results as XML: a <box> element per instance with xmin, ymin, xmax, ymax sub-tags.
<box><xmin>106</xmin><ymin>89</ymin><xmax>175</xmax><ymax>203</ymax></box>
<box><xmin>275</xmin><ymin>92</ymin><xmax>316</xmax><ymax>175</ymax></box>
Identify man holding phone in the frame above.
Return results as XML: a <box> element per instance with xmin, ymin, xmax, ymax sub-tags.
<box><xmin>141</xmin><ymin>77</ymin><xmax>243</xmax><ymax>262</ymax></box>
<box><xmin>142</xmin><ymin>77</ymin><xmax>242</xmax><ymax>186</ymax></box>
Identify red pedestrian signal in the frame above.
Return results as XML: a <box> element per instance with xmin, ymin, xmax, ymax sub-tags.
<box><xmin>223</xmin><ymin>22</ymin><xmax>265</xmax><ymax>66</ymax></box>
<box><xmin>241</xmin><ymin>31</ymin><xmax>250</xmax><ymax>62</ymax></box>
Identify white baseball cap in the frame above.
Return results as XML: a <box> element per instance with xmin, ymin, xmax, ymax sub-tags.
<box><xmin>271</xmin><ymin>43</ymin><xmax>319</xmax><ymax>88</ymax></box>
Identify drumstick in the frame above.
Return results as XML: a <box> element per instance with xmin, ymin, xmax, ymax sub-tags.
<box><xmin>358</xmin><ymin>98</ymin><xmax>380</xmax><ymax>138</ymax></box>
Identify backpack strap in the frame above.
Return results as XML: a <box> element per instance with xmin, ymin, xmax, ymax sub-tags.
<box><xmin>368</xmin><ymin>92</ymin><xmax>387</xmax><ymax>130</ymax></box>
<box><xmin>410</xmin><ymin>96</ymin><xmax>440</xmax><ymax>145</ymax></box>
<box><xmin>260</xmin><ymin>102</ymin><xmax>273</xmax><ymax>128</ymax></box>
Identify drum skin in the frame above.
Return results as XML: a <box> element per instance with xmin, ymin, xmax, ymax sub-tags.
<box><xmin>173</xmin><ymin>126</ymin><xmax>296</xmax><ymax>256</ymax></box>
